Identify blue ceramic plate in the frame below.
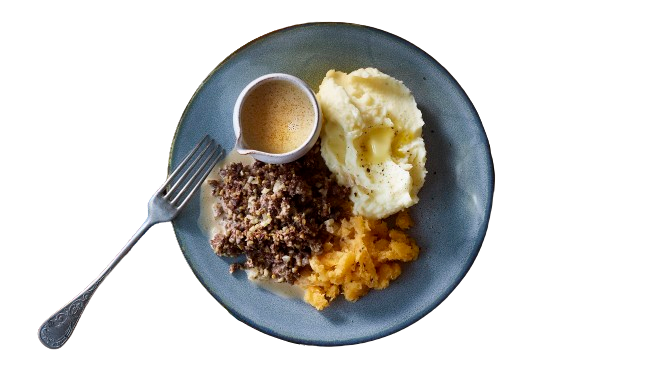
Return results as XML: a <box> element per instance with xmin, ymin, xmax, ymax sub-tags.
<box><xmin>169</xmin><ymin>23</ymin><xmax>494</xmax><ymax>346</ymax></box>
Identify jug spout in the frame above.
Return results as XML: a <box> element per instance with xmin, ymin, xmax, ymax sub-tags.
<box><xmin>235</xmin><ymin>136</ymin><xmax>253</xmax><ymax>155</ymax></box>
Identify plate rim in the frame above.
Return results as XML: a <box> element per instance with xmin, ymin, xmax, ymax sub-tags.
<box><xmin>167</xmin><ymin>21</ymin><xmax>495</xmax><ymax>346</ymax></box>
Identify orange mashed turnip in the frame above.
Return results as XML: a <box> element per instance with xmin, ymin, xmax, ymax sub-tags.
<box><xmin>300</xmin><ymin>211</ymin><xmax>419</xmax><ymax>310</ymax></box>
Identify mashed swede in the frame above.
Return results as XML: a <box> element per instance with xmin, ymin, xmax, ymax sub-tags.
<box><xmin>301</xmin><ymin>212</ymin><xmax>419</xmax><ymax>310</ymax></box>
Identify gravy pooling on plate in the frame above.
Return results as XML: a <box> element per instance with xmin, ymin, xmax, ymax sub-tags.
<box><xmin>199</xmin><ymin>149</ymin><xmax>305</xmax><ymax>299</ymax></box>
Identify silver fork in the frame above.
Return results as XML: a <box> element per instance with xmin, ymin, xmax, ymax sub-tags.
<box><xmin>38</xmin><ymin>135</ymin><xmax>224</xmax><ymax>349</ymax></box>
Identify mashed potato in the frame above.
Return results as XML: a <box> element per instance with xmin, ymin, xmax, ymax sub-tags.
<box><xmin>301</xmin><ymin>213</ymin><xmax>420</xmax><ymax>310</ymax></box>
<box><xmin>317</xmin><ymin>68</ymin><xmax>427</xmax><ymax>219</ymax></box>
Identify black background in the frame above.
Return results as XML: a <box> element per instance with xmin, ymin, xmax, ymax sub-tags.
<box><xmin>31</xmin><ymin>23</ymin><xmax>498</xmax><ymax>359</ymax></box>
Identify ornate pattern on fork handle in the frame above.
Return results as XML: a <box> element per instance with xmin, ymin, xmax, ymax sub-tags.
<box><xmin>39</xmin><ymin>279</ymin><xmax>102</xmax><ymax>349</ymax></box>
<box><xmin>37</xmin><ymin>135</ymin><xmax>222</xmax><ymax>348</ymax></box>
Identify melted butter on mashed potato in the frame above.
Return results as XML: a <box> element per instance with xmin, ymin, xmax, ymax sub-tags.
<box><xmin>317</xmin><ymin>68</ymin><xmax>427</xmax><ymax>219</ymax></box>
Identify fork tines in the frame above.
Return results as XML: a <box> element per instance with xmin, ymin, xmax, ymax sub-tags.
<box><xmin>161</xmin><ymin>135</ymin><xmax>224</xmax><ymax>209</ymax></box>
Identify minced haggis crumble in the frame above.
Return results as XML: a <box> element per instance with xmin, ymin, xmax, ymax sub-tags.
<box><xmin>208</xmin><ymin>143</ymin><xmax>350</xmax><ymax>283</ymax></box>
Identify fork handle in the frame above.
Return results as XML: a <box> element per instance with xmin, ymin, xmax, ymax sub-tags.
<box><xmin>38</xmin><ymin>219</ymin><xmax>154</xmax><ymax>349</ymax></box>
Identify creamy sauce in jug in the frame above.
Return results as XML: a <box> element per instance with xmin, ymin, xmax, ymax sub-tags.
<box><xmin>240</xmin><ymin>80</ymin><xmax>314</xmax><ymax>154</ymax></box>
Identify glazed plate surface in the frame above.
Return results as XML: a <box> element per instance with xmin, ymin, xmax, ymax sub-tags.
<box><xmin>169</xmin><ymin>23</ymin><xmax>494</xmax><ymax>345</ymax></box>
